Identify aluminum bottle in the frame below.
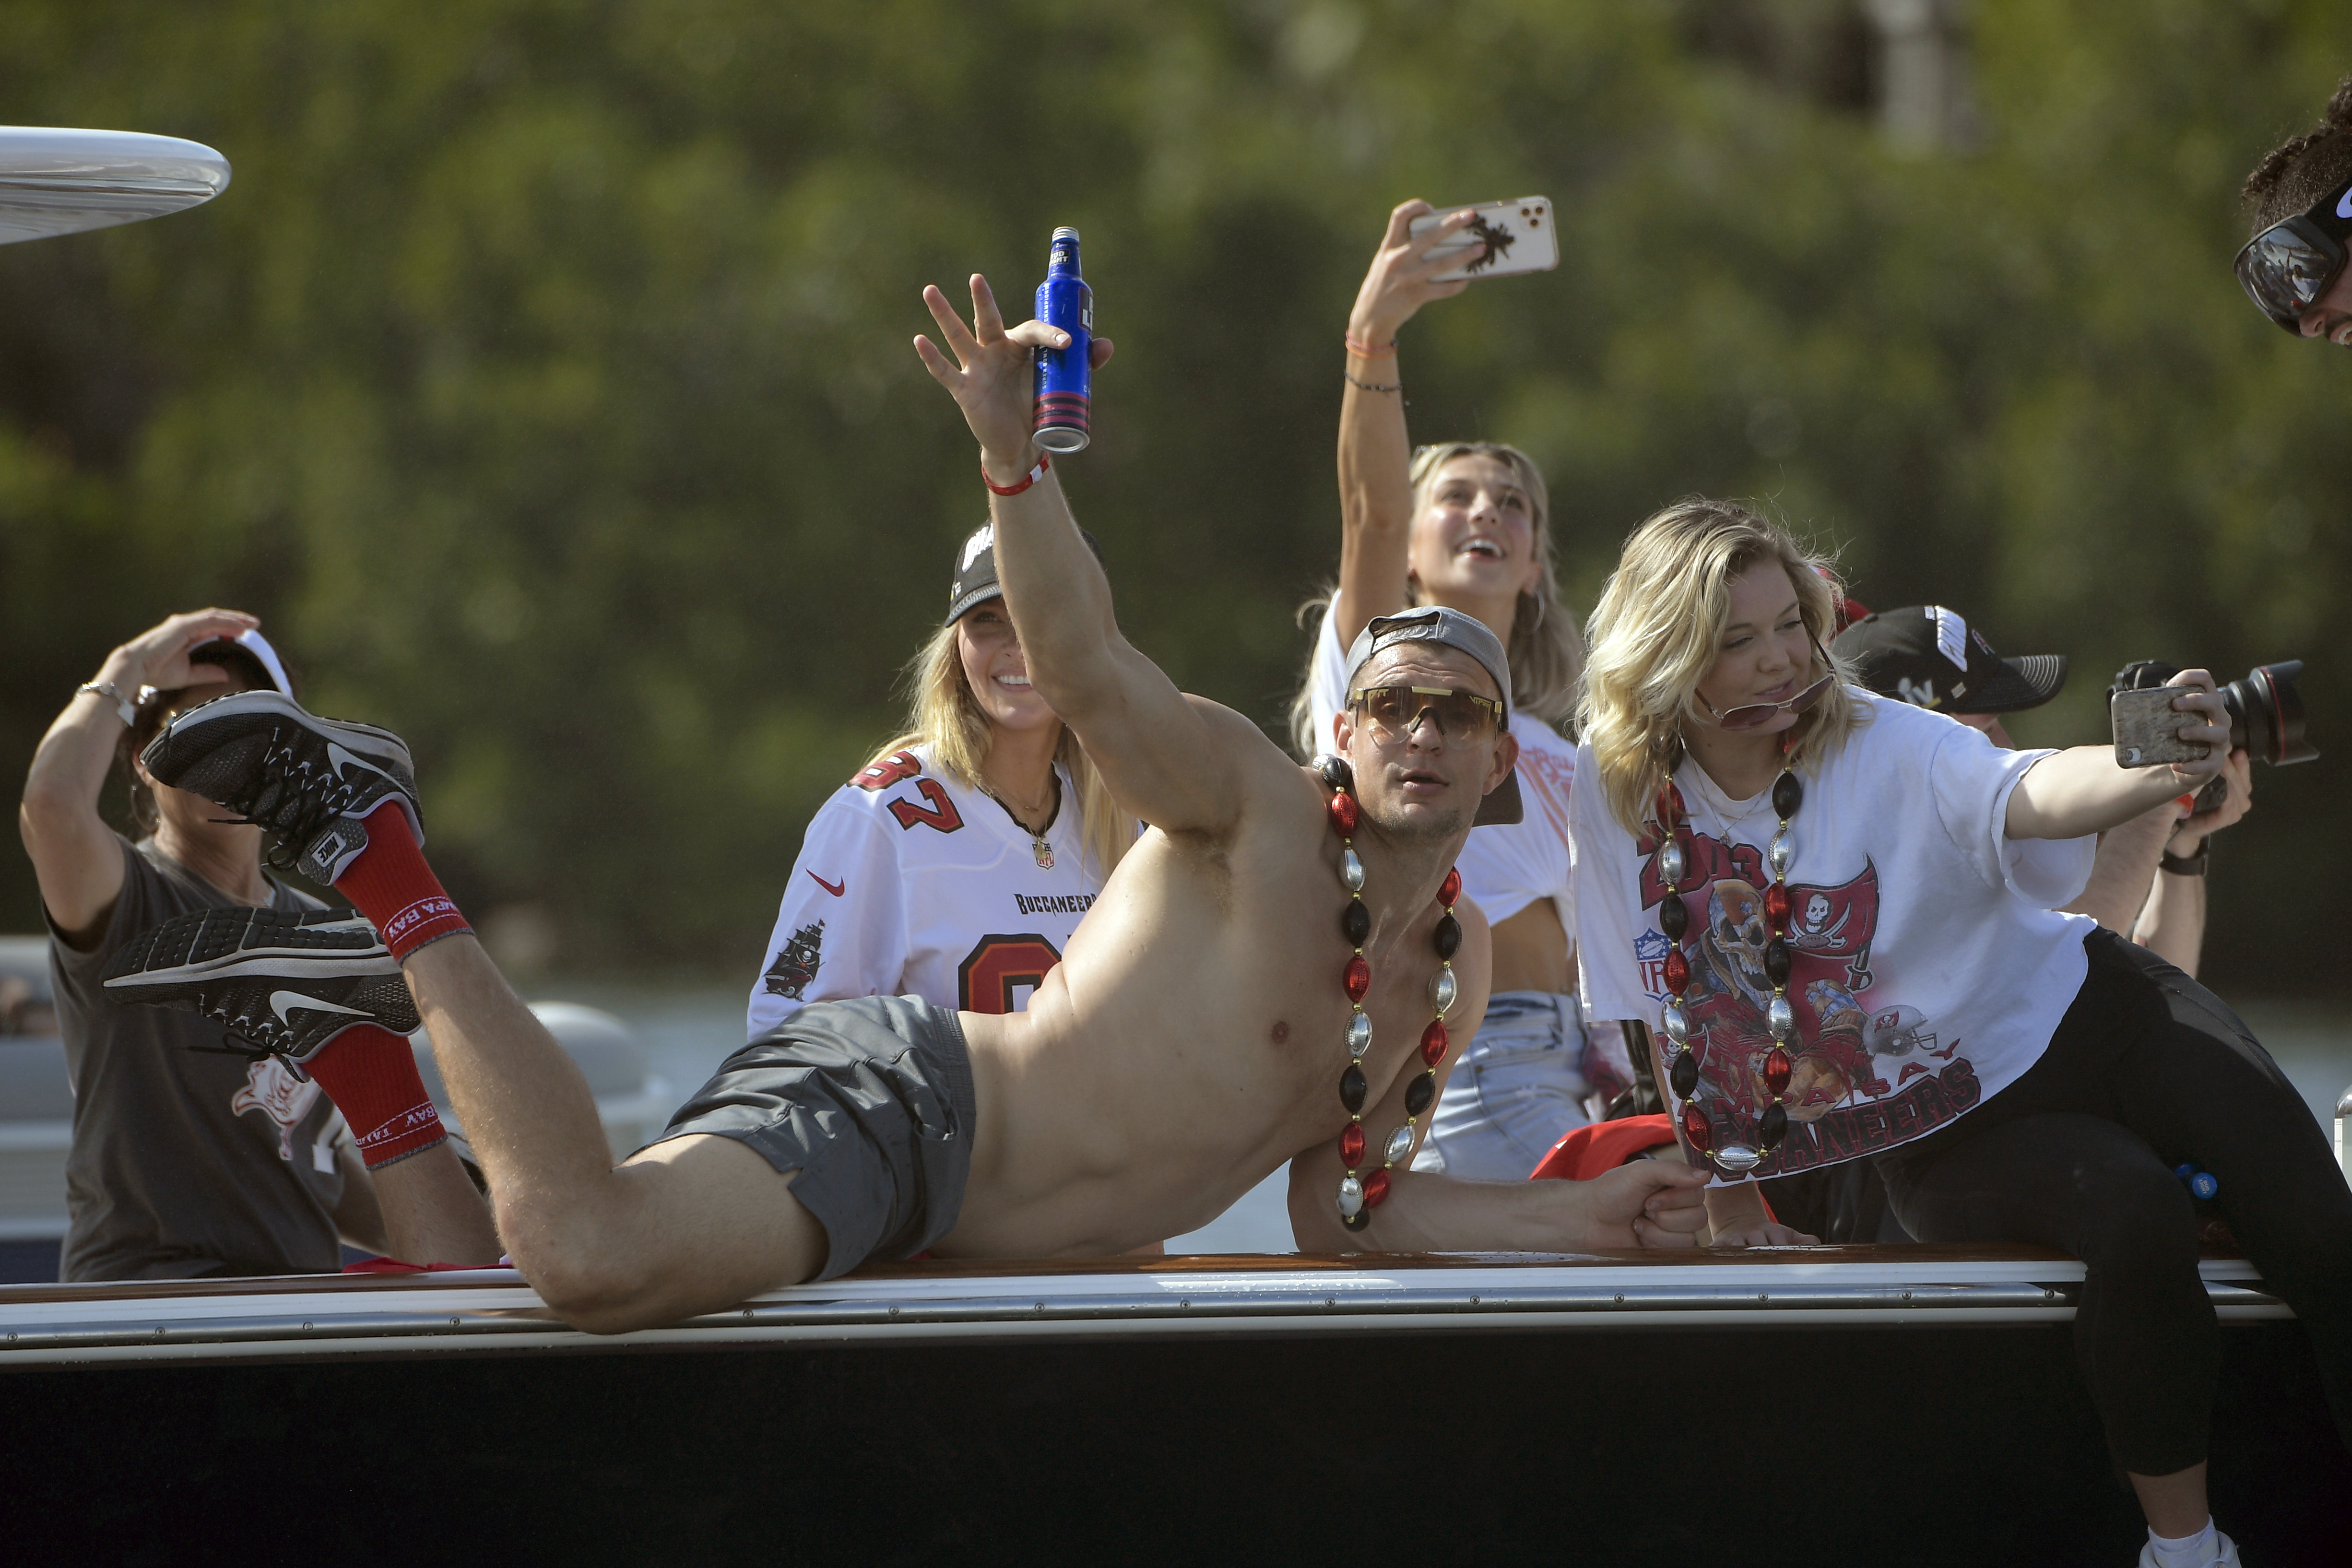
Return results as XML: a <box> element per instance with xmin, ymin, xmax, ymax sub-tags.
<box><xmin>1031</xmin><ymin>227</ymin><xmax>1092</xmax><ymax>453</ymax></box>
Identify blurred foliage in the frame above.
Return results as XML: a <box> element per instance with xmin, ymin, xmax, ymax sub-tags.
<box><xmin>2</xmin><ymin>0</ymin><xmax>2348</xmax><ymax>993</ymax></box>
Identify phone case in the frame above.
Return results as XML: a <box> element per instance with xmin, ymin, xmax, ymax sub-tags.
<box><xmin>1408</xmin><ymin>198</ymin><xmax>1559</xmax><ymax>282</ymax></box>
<box><xmin>2111</xmin><ymin>687</ymin><xmax>2206</xmax><ymax>767</ymax></box>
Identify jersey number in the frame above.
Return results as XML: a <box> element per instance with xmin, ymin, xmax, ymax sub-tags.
<box><xmin>853</xmin><ymin>751</ymin><xmax>923</xmax><ymax>791</ymax></box>
<box><xmin>958</xmin><ymin>934</ymin><xmax>1062</xmax><ymax>1014</ymax></box>
<box><xmin>887</xmin><ymin>780</ymin><xmax>964</xmax><ymax>835</ymax></box>
<box><xmin>854</xmin><ymin>753</ymin><xmax>966</xmax><ymax>835</ymax></box>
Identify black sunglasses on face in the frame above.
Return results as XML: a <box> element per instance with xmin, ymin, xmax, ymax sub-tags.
<box><xmin>1348</xmin><ymin>684</ymin><xmax>1503</xmax><ymax>740</ymax></box>
<box><xmin>2234</xmin><ymin>173</ymin><xmax>2352</xmax><ymax>334</ymax></box>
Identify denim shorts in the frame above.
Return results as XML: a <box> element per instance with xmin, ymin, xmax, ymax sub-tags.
<box><xmin>1411</xmin><ymin>990</ymin><xmax>1593</xmax><ymax>1181</ymax></box>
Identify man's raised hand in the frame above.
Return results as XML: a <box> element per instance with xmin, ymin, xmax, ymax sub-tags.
<box><xmin>913</xmin><ymin>274</ymin><xmax>1113</xmax><ymax>483</ymax></box>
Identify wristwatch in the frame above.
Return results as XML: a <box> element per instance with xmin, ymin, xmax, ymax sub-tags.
<box><xmin>2159</xmin><ymin>843</ymin><xmax>2209</xmax><ymax>877</ymax></box>
<box><xmin>76</xmin><ymin>680</ymin><xmax>141</xmax><ymax>728</ymax></box>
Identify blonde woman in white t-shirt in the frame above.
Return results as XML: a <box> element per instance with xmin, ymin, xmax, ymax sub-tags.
<box><xmin>747</xmin><ymin>523</ymin><xmax>1132</xmax><ymax>1039</ymax></box>
<box><xmin>1572</xmin><ymin>496</ymin><xmax>2351</xmax><ymax>1568</ymax></box>
<box><xmin>1288</xmin><ymin>200</ymin><xmax>1626</xmax><ymax>1181</ymax></box>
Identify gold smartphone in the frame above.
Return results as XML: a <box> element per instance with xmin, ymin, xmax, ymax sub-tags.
<box><xmin>2110</xmin><ymin>687</ymin><xmax>2208</xmax><ymax>767</ymax></box>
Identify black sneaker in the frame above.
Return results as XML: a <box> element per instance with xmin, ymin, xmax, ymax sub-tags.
<box><xmin>140</xmin><ymin>690</ymin><xmax>421</xmax><ymax>882</ymax></box>
<box><xmin>103</xmin><ymin>907</ymin><xmax>419</xmax><ymax>1063</ymax></box>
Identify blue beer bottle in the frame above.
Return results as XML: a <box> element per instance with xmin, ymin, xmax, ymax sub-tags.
<box><xmin>1032</xmin><ymin>227</ymin><xmax>1092</xmax><ymax>453</ymax></box>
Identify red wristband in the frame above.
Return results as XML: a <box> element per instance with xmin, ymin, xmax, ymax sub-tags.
<box><xmin>982</xmin><ymin>451</ymin><xmax>1051</xmax><ymax>496</ymax></box>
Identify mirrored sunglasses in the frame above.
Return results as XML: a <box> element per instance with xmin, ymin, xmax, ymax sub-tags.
<box><xmin>1348</xmin><ymin>684</ymin><xmax>1503</xmax><ymax>739</ymax></box>
<box><xmin>2233</xmin><ymin>175</ymin><xmax>2352</xmax><ymax>333</ymax></box>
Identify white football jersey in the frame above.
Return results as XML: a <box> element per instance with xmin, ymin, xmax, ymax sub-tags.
<box><xmin>746</xmin><ymin>744</ymin><xmax>1112</xmax><ymax>1039</ymax></box>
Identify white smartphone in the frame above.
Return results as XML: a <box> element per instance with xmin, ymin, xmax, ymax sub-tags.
<box><xmin>1406</xmin><ymin>197</ymin><xmax>1559</xmax><ymax>282</ymax></box>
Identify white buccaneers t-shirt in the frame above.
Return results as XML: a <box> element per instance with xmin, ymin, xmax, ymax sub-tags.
<box><xmin>1308</xmin><ymin>592</ymin><xmax>1577</xmax><ymax>930</ymax></box>
<box><xmin>1570</xmin><ymin>691</ymin><xmax>2098</xmax><ymax>1179</ymax></box>
<box><xmin>746</xmin><ymin>744</ymin><xmax>1111</xmax><ymax>1039</ymax></box>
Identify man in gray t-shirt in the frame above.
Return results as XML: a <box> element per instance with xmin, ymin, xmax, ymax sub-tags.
<box><xmin>22</xmin><ymin>612</ymin><xmax>421</xmax><ymax>1280</ymax></box>
<box><xmin>48</xmin><ymin>837</ymin><xmax>352</xmax><ymax>1278</ymax></box>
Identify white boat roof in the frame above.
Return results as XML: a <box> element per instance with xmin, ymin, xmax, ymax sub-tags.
<box><xmin>0</xmin><ymin>1246</ymin><xmax>2280</xmax><ymax>1370</ymax></box>
<box><xmin>0</xmin><ymin>127</ymin><xmax>230</xmax><ymax>245</ymax></box>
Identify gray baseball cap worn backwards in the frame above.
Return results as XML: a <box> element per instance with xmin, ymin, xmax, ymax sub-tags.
<box><xmin>1342</xmin><ymin>605</ymin><xmax>1523</xmax><ymax>826</ymax></box>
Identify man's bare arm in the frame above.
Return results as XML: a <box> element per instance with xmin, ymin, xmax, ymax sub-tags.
<box><xmin>2058</xmin><ymin>805</ymin><xmax>2172</xmax><ymax>933</ymax></box>
<box><xmin>913</xmin><ymin>275</ymin><xmax>1251</xmax><ymax>834</ymax></box>
<box><xmin>1286</xmin><ymin>906</ymin><xmax>1708</xmax><ymax>1252</ymax></box>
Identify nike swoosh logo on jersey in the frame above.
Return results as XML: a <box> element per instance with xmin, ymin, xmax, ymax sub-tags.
<box><xmin>270</xmin><ymin>990</ymin><xmax>371</xmax><ymax>1025</ymax></box>
<box><xmin>326</xmin><ymin>741</ymin><xmax>395</xmax><ymax>783</ymax></box>
<box><xmin>807</xmin><ymin>872</ymin><xmax>846</xmax><ymax>897</ymax></box>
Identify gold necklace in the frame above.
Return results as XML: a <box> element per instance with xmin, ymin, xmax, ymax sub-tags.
<box><xmin>983</xmin><ymin>770</ymin><xmax>1060</xmax><ymax>870</ymax></box>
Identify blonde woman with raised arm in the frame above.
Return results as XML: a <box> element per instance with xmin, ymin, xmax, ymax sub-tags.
<box><xmin>1569</xmin><ymin>496</ymin><xmax>2351</xmax><ymax>1568</ymax></box>
<box><xmin>1291</xmin><ymin>200</ymin><xmax>1622</xmax><ymax>1180</ymax></box>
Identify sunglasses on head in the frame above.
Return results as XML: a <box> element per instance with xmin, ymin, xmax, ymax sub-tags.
<box><xmin>2234</xmin><ymin>173</ymin><xmax>2352</xmax><ymax>334</ymax></box>
<box><xmin>1696</xmin><ymin>629</ymin><xmax>1838</xmax><ymax>731</ymax></box>
<box><xmin>1348</xmin><ymin>684</ymin><xmax>1503</xmax><ymax>740</ymax></box>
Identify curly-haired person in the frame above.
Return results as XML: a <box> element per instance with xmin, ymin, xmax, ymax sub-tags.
<box><xmin>2235</xmin><ymin>71</ymin><xmax>2352</xmax><ymax>345</ymax></box>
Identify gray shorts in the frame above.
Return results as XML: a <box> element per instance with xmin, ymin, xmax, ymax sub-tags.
<box><xmin>650</xmin><ymin>995</ymin><xmax>976</xmax><ymax>1282</ymax></box>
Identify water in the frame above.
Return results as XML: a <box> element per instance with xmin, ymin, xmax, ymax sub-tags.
<box><xmin>570</xmin><ymin>987</ymin><xmax>2352</xmax><ymax>1260</ymax></box>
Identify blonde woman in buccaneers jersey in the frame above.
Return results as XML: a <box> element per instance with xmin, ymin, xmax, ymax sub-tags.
<box><xmin>746</xmin><ymin>522</ymin><xmax>1133</xmax><ymax>1039</ymax></box>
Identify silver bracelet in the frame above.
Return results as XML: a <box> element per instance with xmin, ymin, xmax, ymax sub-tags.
<box><xmin>76</xmin><ymin>680</ymin><xmax>141</xmax><ymax>728</ymax></box>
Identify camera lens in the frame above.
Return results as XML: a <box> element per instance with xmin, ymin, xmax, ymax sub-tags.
<box><xmin>2218</xmin><ymin>660</ymin><xmax>2315</xmax><ymax>767</ymax></box>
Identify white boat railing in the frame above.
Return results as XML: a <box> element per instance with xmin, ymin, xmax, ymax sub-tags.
<box><xmin>0</xmin><ymin>1249</ymin><xmax>2287</xmax><ymax>1371</ymax></box>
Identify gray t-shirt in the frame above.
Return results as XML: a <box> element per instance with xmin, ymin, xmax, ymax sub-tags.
<box><xmin>47</xmin><ymin>837</ymin><xmax>346</xmax><ymax>1281</ymax></box>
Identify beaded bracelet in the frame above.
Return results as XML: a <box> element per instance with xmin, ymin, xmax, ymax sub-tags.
<box><xmin>1343</xmin><ymin>371</ymin><xmax>1402</xmax><ymax>394</ymax></box>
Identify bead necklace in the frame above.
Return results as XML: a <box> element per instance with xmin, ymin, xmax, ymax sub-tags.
<box><xmin>1653</xmin><ymin>750</ymin><xmax>1804</xmax><ymax>1178</ymax></box>
<box><xmin>1316</xmin><ymin>755</ymin><xmax>1460</xmax><ymax>1232</ymax></box>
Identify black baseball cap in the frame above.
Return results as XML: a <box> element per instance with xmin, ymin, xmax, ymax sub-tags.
<box><xmin>947</xmin><ymin>521</ymin><xmax>1106</xmax><ymax>624</ymax></box>
<box><xmin>1832</xmin><ymin>604</ymin><xmax>2067</xmax><ymax>715</ymax></box>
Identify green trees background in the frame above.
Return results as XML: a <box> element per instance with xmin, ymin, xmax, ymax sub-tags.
<box><xmin>3</xmin><ymin>0</ymin><xmax>2347</xmax><ymax>992</ymax></box>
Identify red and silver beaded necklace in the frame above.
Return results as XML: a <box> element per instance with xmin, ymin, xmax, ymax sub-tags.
<box><xmin>1316</xmin><ymin>756</ymin><xmax>1460</xmax><ymax>1232</ymax></box>
<box><xmin>1652</xmin><ymin>743</ymin><xmax>1804</xmax><ymax>1178</ymax></box>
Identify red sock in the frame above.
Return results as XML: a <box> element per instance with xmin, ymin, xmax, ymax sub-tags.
<box><xmin>333</xmin><ymin>798</ymin><xmax>472</xmax><ymax>960</ymax></box>
<box><xmin>304</xmin><ymin>1023</ymin><xmax>447</xmax><ymax>1169</ymax></box>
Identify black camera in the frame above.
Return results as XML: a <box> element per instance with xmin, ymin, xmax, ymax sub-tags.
<box><xmin>2111</xmin><ymin>659</ymin><xmax>2317</xmax><ymax>809</ymax></box>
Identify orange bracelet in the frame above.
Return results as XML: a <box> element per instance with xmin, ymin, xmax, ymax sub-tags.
<box><xmin>1343</xmin><ymin>333</ymin><xmax>1396</xmax><ymax>358</ymax></box>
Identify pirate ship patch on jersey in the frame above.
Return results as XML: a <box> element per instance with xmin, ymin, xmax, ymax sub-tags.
<box><xmin>762</xmin><ymin>920</ymin><xmax>825</xmax><ymax>1000</ymax></box>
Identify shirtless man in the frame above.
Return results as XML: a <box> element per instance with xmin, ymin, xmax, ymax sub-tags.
<box><xmin>103</xmin><ymin>274</ymin><xmax>1707</xmax><ymax>1331</ymax></box>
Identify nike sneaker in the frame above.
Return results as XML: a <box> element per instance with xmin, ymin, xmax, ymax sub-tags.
<box><xmin>103</xmin><ymin>907</ymin><xmax>419</xmax><ymax>1064</ymax></box>
<box><xmin>139</xmin><ymin>689</ymin><xmax>422</xmax><ymax>882</ymax></box>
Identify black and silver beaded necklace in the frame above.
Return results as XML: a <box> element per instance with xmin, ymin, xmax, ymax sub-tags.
<box><xmin>1652</xmin><ymin>743</ymin><xmax>1806</xmax><ymax>1177</ymax></box>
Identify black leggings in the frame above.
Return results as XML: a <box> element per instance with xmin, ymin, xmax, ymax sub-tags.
<box><xmin>1872</xmin><ymin>928</ymin><xmax>2352</xmax><ymax>1475</ymax></box>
